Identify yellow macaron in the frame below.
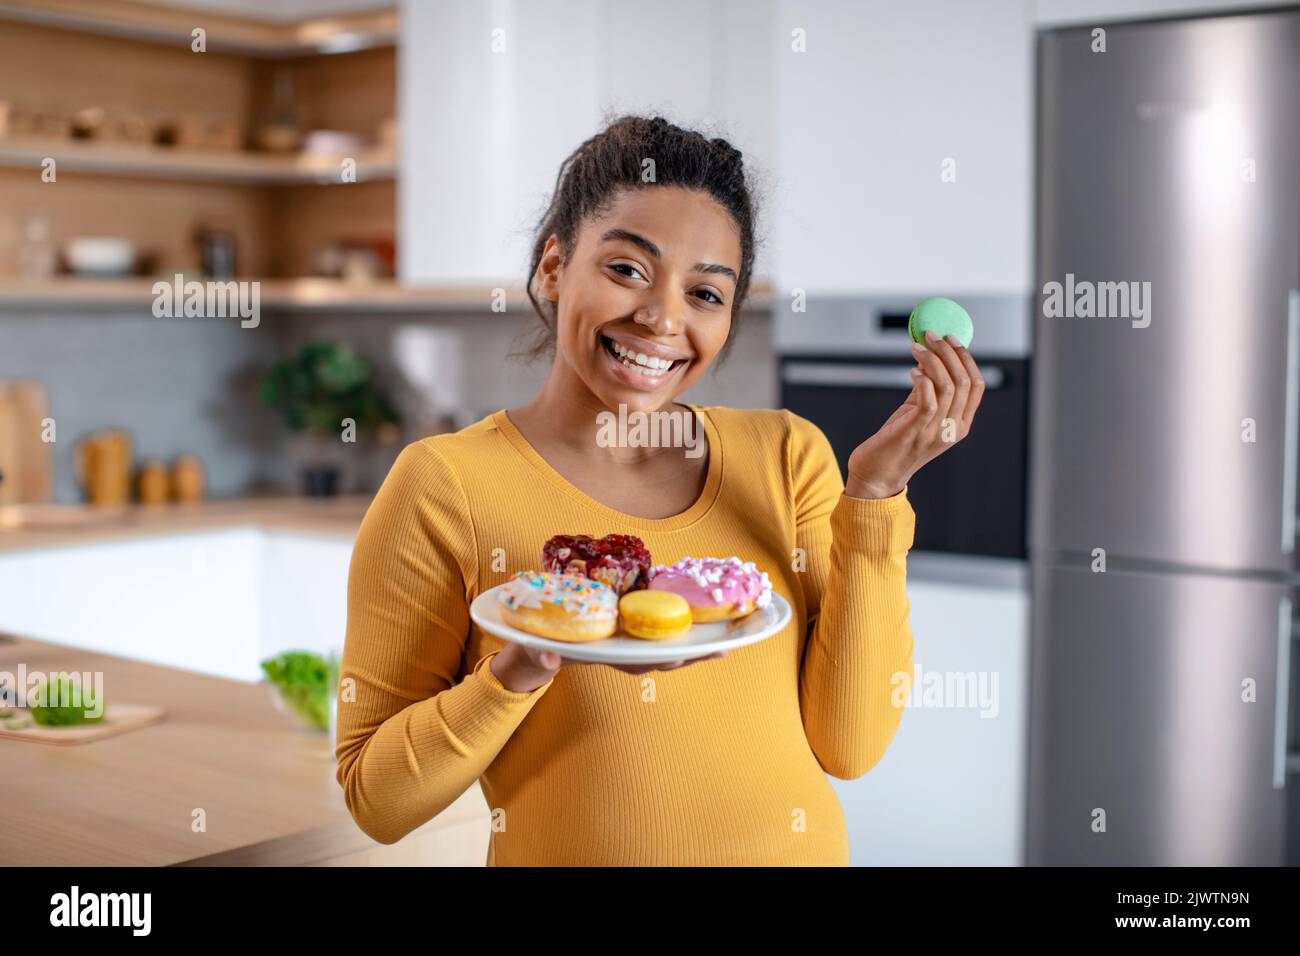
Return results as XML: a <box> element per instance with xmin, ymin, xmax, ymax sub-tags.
<box><xmin>618</xmin><ymin>589</ymin><xmax>692</xmax><ymax>640</ymax></box>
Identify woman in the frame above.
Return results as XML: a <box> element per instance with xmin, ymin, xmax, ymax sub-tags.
<box><xmin>335</xmin><ymin>115</ymin><xmax>984</xmax><ymax>865</ymax></box>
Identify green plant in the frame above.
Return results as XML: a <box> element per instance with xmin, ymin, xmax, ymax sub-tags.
<box><xmin>261</xmin><ymin>651</ymin><xmax>339</xmax><ymax>732</ymax></box>
<box><xmin>258</xmin><ymin>341</ymin><xmax>401</xmax><ymax>437</ymax></box>
<box><xmin>30</xmin><ymin>672</ymin><xmax>106</xmax><ymax>727</ymax></box>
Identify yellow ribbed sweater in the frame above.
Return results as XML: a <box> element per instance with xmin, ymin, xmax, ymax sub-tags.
<box><xmin>335</xmin><ymin>404</ymin><xmax>916</xmax><ymax>866</ymax></box>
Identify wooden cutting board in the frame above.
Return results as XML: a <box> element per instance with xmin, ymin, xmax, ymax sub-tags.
<box><xmin>0</xmin><ymin>703</ymin><xmax>164</xmax><ymax>745</ymax></box>
<box><xmin>0</xmin><ymin>381</ymin><xmax>52</xmax><ymax>504</ymax></box>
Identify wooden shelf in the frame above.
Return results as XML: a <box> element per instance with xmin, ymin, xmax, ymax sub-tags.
<box><xmin>0</xmin><ymin>279</ymin><xmax>536</xmax><ymax>313</ymax></box>
<box><xmin>0</xmin><ymin>0</ymin><xmax>398</xmax><ymax>57</ymax></box>
<box><xmin>0</xmin><ymin>278</ymin><xmax>776</xmax><ymax>314</ymax></box>
<box><xmin>0</xmin><ymin>136</ymin><xmax>396</xmax><ymax>185</ymax></box>
<box><xmin>260</xmin><ymin>280</ymin><xmax>537</xmax><ymax>313</ymax></box>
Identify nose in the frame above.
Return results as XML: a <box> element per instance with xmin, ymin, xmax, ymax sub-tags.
<box><xmin>632</xmin><ymin>286</ymin><xmax>686</xmax><ymax>337</ymax></box>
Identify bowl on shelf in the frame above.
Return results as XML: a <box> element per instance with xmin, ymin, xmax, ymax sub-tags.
<box><xmin>63</xmin><ymin>237</ymin><xmax>136</xmax><ymax>277</ymax></box>
<box><xmin>300</xmin><ymin>129</ymin><xmax>366</xmax><ymax>156</ymax></box>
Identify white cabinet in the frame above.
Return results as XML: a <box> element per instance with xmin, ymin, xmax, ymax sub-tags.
<box><xmin>833</xmin><ymin>571</ymin><xmax>1030</xmax><ymax>865</ymax></box>
<box><xmin>398</xmin><ymin>0</ymin><xmax>1042</xmax><ymax>293</ymax></box>
<box><xmin>258</xmin><ymin>532</ymin><xmax>350</xmax><ymax>662</ymax></box>
<box><xmin>398</xmin><ymin>0</ymin><xmax>775</xmax><ymax>284</ymax></box>
<box><xmin>0</xmin><ymin>531</ymin><xmax>263</xmax><ymax>681</ymax></box>
<box><xmin>771</xmin><ymin>0</ymin><xmax>1033</xmax><ymax>296</ymax></box>
<box><xmin>399</xmin><ymin>0</ymin><xmax>1288</xmax><ymax>294</ymax></box>
<box><xmin>0</xmin><ymin>530</ymin><xmax>351</xmax><ymax>682</ymax></box>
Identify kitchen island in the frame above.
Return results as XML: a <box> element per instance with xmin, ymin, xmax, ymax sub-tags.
<box><xmin>0</xmin><ymin>631</ymin><xmax>490</xmax><ymax>866</ymax></box>
<box><xmin>0</xmin><ymin>498</ymin><xmax>373</xmax><ymax>685</ymax></box>
<box><xmin>0</xmin><ymin>496</ymin><xmax>373</xmax><ymax>553</ymax></box>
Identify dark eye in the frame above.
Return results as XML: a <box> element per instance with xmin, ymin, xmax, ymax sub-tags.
<box><xmin>695</xmin><ymin>289</ymin><xmax>724</xmax><ymax>305</ymax></box>
<box><xmin>610</xmin><ymin>262</ymin><xmax>645</xmax><ymax>281</ymax></box>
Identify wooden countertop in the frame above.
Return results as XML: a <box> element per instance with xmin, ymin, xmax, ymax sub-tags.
<box><xmin>0</xmin><ymin>632</ymin><xmax>490</xmax><ymax>866</ymax></box>
<box><xmin>0</xmin><ymin>496</ymin><xmax>371</xmax><ymax>553</ymax></box>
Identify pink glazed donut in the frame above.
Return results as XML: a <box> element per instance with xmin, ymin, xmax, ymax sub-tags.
<box><xmin>647</xmin><ymin>556</ymin><xmax>772</xmax><ymax>623</ymax></box>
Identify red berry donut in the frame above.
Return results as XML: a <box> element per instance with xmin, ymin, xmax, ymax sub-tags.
<box><xmin>541</xmin><ymin>533</ymin><xmax>651</xmax><ymax>595</ymax></box>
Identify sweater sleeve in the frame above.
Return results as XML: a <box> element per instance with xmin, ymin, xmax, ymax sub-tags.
<box><xmin>334</xmin><ymin>440</ymin><xmax>554</xmax><ymax>844</ymax></box>
<box><xmin>786</xmin><ymin>411</ymin><xmax>917</xmax><ymax>780</ymax></box>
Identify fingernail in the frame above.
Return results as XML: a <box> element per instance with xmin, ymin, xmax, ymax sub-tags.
<box><xmin>925</xmin><ymin>330</ymin><xmax>940</xmax><ymax>343</ymax></box>
<box><xmin>911</xmin><ymin>367</ymin><xmax>922</xmax><ymax>375</ymax></box>
<box><xmin>911</xmin><ymin>342</ymin><xmax>925</xmax><ymax>356</ymax></box>
<box><xmin>945</xmin><ymin>334</ymin><xmax>963</xmax><ymax>348</ymax></box>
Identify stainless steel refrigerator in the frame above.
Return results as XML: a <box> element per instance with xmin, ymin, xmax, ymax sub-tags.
<box><xmin>1029</xmin><ymin>9</ymin><xmax>1300</xmax><ymax>865</ymax></box>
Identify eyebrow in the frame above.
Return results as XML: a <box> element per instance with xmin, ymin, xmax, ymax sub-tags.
<box><xmin>600</xmin><ymin>228</ymin><xmax>738</xmax><ymax>282</ymax></box>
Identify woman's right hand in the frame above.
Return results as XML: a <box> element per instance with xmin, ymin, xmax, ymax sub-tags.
<box><xmin>490</xmin><ymin>641</ymin><xmax>728</xmax><ymax>692</ymax></box>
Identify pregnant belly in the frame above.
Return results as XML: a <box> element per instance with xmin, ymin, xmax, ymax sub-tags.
<box><xmin>481</xmin><ymin>695</ymin><xmax>849</xmax><ymax>866</ymax></box>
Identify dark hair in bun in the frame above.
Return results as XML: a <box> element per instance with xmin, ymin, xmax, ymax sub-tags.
<box><xmin>521</xmin><ymin>113</ymin><xmax>760</xmax><ymax>365</ymax></box>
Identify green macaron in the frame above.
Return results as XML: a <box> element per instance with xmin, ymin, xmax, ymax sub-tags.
<box><xmin>909</xmin><ymin>297</ymin><xmax>974</xmax><ymax>349</ymax></box>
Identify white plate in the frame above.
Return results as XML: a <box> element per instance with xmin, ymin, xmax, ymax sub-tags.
<box><xmin>469</xmin><ymin>584</ymin><xmax>792</xmax><ymax>665</ymax></box>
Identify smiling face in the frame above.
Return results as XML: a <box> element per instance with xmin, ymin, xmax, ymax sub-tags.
<box><xmin>532</xmin><ymin>185</ymin><xmax>743</xmax><ymax>414</ymax></box>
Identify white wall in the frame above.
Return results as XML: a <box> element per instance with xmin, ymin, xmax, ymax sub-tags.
<box><xmin>767</xmin><ymin>0</ymin><xmax>1277</xmax><ymax>296</ymax></box>
<box><xmin>772</xmin><ymin>0</ymin><xmax>1033</xmax><ymax>296</ymax></box>
<box><xmin>399</xmin><ymin>0</ymin><xmax>776</xmax><ymax>285</ymax></box>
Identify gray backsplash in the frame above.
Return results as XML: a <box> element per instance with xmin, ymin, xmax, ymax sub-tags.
<box><xmin>0</xmin><ymin>312</ymin><xmax>283</xmax><ymax>502</ymax></box>
<box><xmin>2</xmin><ymin>307</ymin><xmax>774</xmax><ymax>503</ymax></box>
<box><xmin>282</xmin><ymin>309</ymin><xmax>777</xmax><ymax>424</ymax></box>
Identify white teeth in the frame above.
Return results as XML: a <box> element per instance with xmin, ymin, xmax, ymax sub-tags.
<box><xmin>618</xmin><ymin>354</ymin><xmax>660</xmax><ymax>375</ymax></box>
<box><xmin>608</xmin><ymin>338</ymin><xmax>676</xmax><ymax>372</ymax></box>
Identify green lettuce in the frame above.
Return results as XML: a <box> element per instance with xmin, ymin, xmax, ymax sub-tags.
<box><xmin>261</xmin><ymin>651</ymin><xmax>339</xmax><ymax>731</ymax></box>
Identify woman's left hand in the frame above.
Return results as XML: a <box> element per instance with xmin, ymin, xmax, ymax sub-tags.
<box><xmin>844</xmin><ymin>331</ymin><xmax>986</xmax><ymax>499</ymax></box>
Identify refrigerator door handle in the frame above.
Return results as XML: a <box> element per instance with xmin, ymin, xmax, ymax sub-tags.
<box><xmin>1276</xmin><ymin>597</ymin><xmax>1294</xmax><ymax>789</ymax></box>
<box><xmin>1282</xmin><ymin>290</ymin><xmax>1300</xmax><ymax>553</ymax></box>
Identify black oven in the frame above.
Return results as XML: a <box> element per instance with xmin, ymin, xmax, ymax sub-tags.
<box><xmin>777</xmin><ymin>295</ymin><xmax>1031</xmax><ymax>560</ymax></box>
